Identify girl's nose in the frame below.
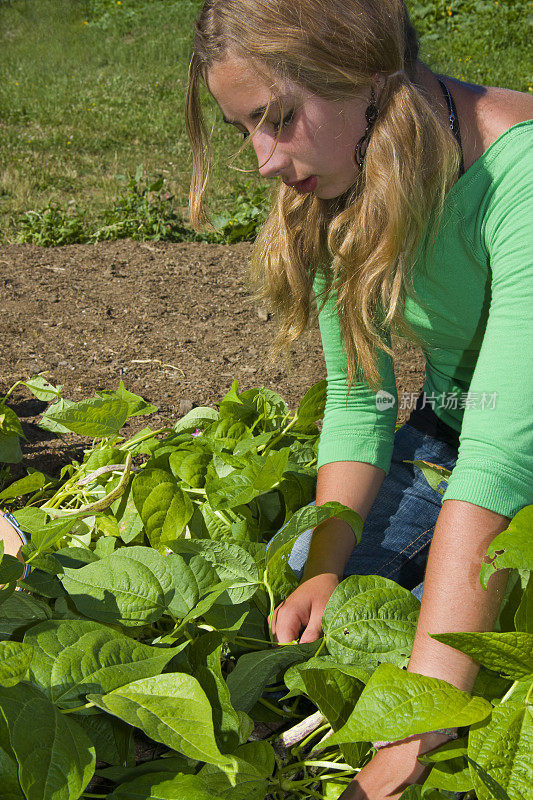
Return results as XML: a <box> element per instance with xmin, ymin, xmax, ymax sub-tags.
<box><xmin>252</xmin><ymin>134</ymin><xmax>289</xmax><ymax>179</ymax></box>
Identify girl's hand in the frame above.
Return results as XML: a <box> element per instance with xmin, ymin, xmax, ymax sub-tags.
<box><xmin>338</xmin><ymin>732</ymin><xmax>451</xmax><ymax>799</ymax></box>
<box><xmin>270</xmin><ymin>572</ymin><xmax>339</xmax><ymax>643</ymax></box>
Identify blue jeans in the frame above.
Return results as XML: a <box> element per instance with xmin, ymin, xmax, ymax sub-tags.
<box><xmin>286</xmin><ymin>421</ymin><xmax>459</xmax><ymax>600</ymax></box>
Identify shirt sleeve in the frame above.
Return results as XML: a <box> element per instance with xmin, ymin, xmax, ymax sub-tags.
<box><xmin>313</xmin><ymin>270</ymin><xmax>398</xmax><ymax>474</ymax></box>
<box><xmin>442</xmin><ymin>152</ymin><xmax>533</xmax><ymax>519</ymax></box>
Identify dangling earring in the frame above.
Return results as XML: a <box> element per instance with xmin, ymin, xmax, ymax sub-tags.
<box><xmin>354</xmin><ymin>87</ymin><xmax>379</xmax><ymax>170</ymax></box>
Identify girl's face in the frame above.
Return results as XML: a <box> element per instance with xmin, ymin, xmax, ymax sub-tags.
<box><xmin>206</xmin><ymin>54</ymin><xmax>373</xmax><ymax>199</ymax></box>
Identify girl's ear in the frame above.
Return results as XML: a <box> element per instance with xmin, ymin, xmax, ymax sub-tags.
<box><xmin>373</xmin><ymin>72</ymin><xmax>387</xmax><ymax>91</ymax></box>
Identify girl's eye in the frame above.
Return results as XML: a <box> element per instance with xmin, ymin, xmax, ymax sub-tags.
<box><xmin>272</xmin><ymin>110</ymin><xmax>294</xmax><ymax>134</ymax></box>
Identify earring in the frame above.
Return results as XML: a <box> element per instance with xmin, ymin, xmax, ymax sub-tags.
<box><xmin>354</xmin><ymin>88</ymin><xmax>379</xmax><ymax>170</ymax></box>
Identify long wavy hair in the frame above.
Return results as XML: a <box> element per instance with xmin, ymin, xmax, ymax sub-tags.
<box><xmin>186</xmin><ymin>0</ymin><xmax>462</xmax><ymax>392</ymax></box>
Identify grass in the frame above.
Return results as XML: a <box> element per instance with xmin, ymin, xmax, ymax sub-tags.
<box><xmin>0</xmin><ymin>0</ymin><xmax>531</xmax><ymax>244</ymax></box>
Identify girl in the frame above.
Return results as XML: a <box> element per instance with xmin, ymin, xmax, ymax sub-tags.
<box><xmin>186</xmin><ymin>1</ymin><xmax>533</xmax><ymax>796</ymax></box>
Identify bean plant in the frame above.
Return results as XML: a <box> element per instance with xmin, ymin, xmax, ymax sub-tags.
<box><xmin>0</xmin><ymin>376</ymin><xmax>531</xmax><ymax>799</ymax></box>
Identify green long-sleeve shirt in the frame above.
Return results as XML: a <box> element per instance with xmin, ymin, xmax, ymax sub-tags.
<box><xmin>314</xmin><ymin>119</ymin><xmax>533</xmax><ymax>519</ymax></box>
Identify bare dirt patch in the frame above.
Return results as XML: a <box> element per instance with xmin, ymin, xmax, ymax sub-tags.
<box><xmin>0</xmin><ymin>240</ymin><xmax>425</xmax><ymax>477</ymax></box>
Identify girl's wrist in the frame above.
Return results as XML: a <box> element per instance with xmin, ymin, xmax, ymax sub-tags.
<box><xmin>303</xmin><ymin>519</ymin><xmax>357</xmax><ymax>579</ymax></box>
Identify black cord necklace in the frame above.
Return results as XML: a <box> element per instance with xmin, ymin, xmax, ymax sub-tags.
<box><xmin>437</xmin><ymin>77</ymin><xmax>465</xmax><ymax>177</ymax></box>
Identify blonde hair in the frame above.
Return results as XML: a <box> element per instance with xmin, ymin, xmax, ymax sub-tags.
<box><xmin>186</xmin><ymin>0</ymin><xmax>462</xmax><ymax>391</ymax></box>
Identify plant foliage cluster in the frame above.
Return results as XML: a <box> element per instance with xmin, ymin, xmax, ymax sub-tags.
<box><xmin>9</xmin><ymin>166</ymin><xmax>269</xmax><ymax>247</ymax></box>
<box><xmin>0</xmin><ymin>376</ymin><xmax>531</xmax><ymax>799</ymax></box>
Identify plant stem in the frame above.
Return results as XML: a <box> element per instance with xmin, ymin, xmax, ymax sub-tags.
<box><xmin>263</xmin><ymin>571</ymin><xmax>276</xmax><ymax>642</ymax></box>
<box><xmin>60</xmin><ymin>702</ymin><xmax>95</xmax><ymax>714</ymax></box>
<box><xmin>258</xmin><ymin>697</ymin><xmax>295</xmax><ymax>718</ymax></box>
<box><xmin>500</xmin><ymin>679</ymin><xmax>520</xmax><ymax>704</ymax></box>
<box><xmin>313</xmin><ymin>637</ymin><xmax>326</xmax><ymax>657</ymax></box>
<box><xmin>182</xmin><ymin>486</ymin><xmax>207</xmax><ymax>496</ymax></box>
<box><xmin>276</xmin><ymin>710</ymin><xmax>326</xmax><ymax>751</ymax></box>
<box><xmin>234</xmin><ymin>634</ymin><xmax>273</xmax><ymax>646</ymax></box>
<box><xmin>81</xmin><ymin>794</ymin><xmax>108</xmax><ymax>799</ymax></box>
<box><xmin>1</xmin><ymin>379</ymin><xmax>24</xmax><ymax>402</ymax></box>
<box><xmin>124</xmin><ymin>426</ymin><xmax>172</xmax><ymax>449</ymax></box>
<box><xmin>300</xmin><ymin>788</ymin><xmax>327</xmax><ymax>800</ymax></box>
<box><xmin>259</xmin><ymin>414</ymin><xmax>298</xmax><ymax>455</ymax></box>
<box><xmin>282</xmin><ymin>760</ymin><xmax>355</xmax><ymax>773</ymax></box>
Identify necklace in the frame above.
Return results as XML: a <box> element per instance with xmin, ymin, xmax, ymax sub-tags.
<box><xmin>437</xmin><ymin>77</ymin><xmax>465</xmax><ymax>177</ymax></box>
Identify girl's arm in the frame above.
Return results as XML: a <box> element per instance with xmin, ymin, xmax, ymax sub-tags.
<box><xmin>340</xmin><ymin>497</ymin><xmax>510</xmax><ymax>800</ymax></box>
<box><xmin>271</xmin><ymin>459</ymin><xmax>386</xmax><ymax>643</ymax></box>
<box><xmin>408</xmin><ymin>497</ymin><xmax>510</xmax><ymax>689</ymax></box>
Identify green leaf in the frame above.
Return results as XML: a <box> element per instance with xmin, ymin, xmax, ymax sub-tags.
<box><xmin>403</xmin><ymin>460</ymin><xmax>451</xmax><ymax>495</ymax></box>
<box><xmin>98</xmin><ymin>755</ymin><xmax>196</xmax><ymax>787</ymax></box>
<box><xmin>206</xmin><ymin>449</ymin><xmax>290</xmax><ymax>511</ymax></box>
<box><xmin>199</xmin><ymin>741</ymin><xmax>273</xmax><ymax>799</ymax></box>
<box><xmin>88</xmin><ymin>673</ymin><xmax>236</xmax><ymax>769</ymax></box>
<box><xmin>173</xmin><ymin>406</ymin><xmax>219</xmax><ymax>434</ymax></box>
<box><xmin>50</xmin><ymin>628</ymin><xmax>180</xmax><ymax>707</ymax></box>
<box><xmin>22</xmin><ymin>375</ymin><xmax>62</xmax><ymax>402</ymax></box>
<box><xmin>41</xmin><ymin>396</ymin><xmax>129</xmax><ymax>438</ymax></box>
<box><xmin>327</xmin><ymin>663</ymin><xmax>492</xmax><ymax>745</ymax></box>
<box><xmin>227</xmin><ymin>641</ymin><xmax>319</xmax><ymax>713</ymax></box>
<box><xmin>0</xmin><ymin>433</ymin><xmax>23</xmax><ymax>464</ymax></box>
<box><xmin>0</xmin><ymin>642</ymin><xmax>33</xmax><ymax>687</ymax></box>
<box><xmin>0</xmin><ymin>592</ymin><xmax>51</xmax><ymax>639</ymax></box>
<box><xmin>111</xmin><ymin>477</ymin><xmax>144</xmax><ymax>544</ymax></box>
<box><xmin>0</xmin><ymin>554</ymin><xmax>24</xmax><ymax>584</ymax></box>
<box><xmin>0</xmin><ymin>682</ymin><xmax>45</xmax><ymax>744</ymax></box>
<box><xmin>76</xmin><ymin>712</ymin><xmax>135</xmax><ymax>767</ymax></box>
<box><xmin>480</xmin><ymin>506</ymin><xmax>533</xmax><ymax>588</ymax></box>
<box><xmin>132</xmin><ymin>468</ymin><xmax>193</xmax><ymax>549</ymax></box>
<box><xmin>295</xmin><ymin>661</ymin><xmax>369</xmax><ymax>731</ymax></box>
<box><xmin>38</xmin><ymin>398</ymin><xmax>76</xmax><ymax>434</ymax></box>
<box><xmin>264</xmin><ymin>555</ymin><xmax>298</xmax><ymax>606</ymax></box>
<box><xmin>173</xmin><ymin>539</ymin><xmax>259</xmax><ymax>605</ymax></box>
<box><xmin>277</xmin><ymin>470</ymin><xmax>316</xmax><ymax>515</ymax></box>
<box><xmin>266</xmin><ymin>501</ymin><xmax>363</xmax><ymax>563</ymax></box>
<box><xmin>98</xmin><ymin>381</ymin><xmax>157</xmax><ymax>417</ymax></box>
<box><xmin>432</xmin><ymin>631</ymin><xmax>533</xmax><ymax>679</ymax></box>
<box><xmin>0</xmin><ymin>405</ymin><xmax>24</xmax><ymax>438</ymax></box>
<box><xmin>189</xmin><ymin>632</ymin><xmax>243</xmax><ymax>753</ymax></box>
<box><xmin>10</xmin><ymin>507</ymin><xmax>72</xmax><ymax>552</ymax></box>
<box><xmin>284</xmin><ymin>657</ymin><xmax>370</xmax><ymax>696</ymax></box>
<box><xmin>203</xmin><ymin>602</ymin><xmax>268</xmax><ymax>639</ymax></box>
<box><xmin>166</xmin><ymin>554</ymin><xmax>200</xmax><ymax>618</ymax></box>
<box><xmin>175</xmin><ymin>583</ymin><xmax>235</xmax><ymax>629</ymax></box>
<box><xmin>24</xmin><ymin>619</ymin><xmax>116</xmax><ymax>695</ymax></box>
<box><xmin>419</xmin><ymin>737</ymin><xmax>468</xmax><ymax>764</ymax></box>
<box><xmin>109</xmin><ymin>772</ymin><xmax>225</xmax><ymax>800</ymax></box>
<box><xmin>468</xmin><ymin>702</ymin><xmax>533</xmax><ymax>800</ymax></box>
<box><xmin>170</xmin><ymin>449</ymin><xmax>212</xmax><ymax>488</ymax></box>
<box><xmin>422</xmin><ymin>757</ymin><xmax>473</xmax><ymax>793</ymax></box>
<box><xmin>295</xmin><ymin>379</ymin><xmax>327</xmax><ymax>424</ymax></box>
<box><xmin>515</xmin><ymin>573</ymin><xmax>533</xmax><ymax>633</ymax></box>
<box><xmin>200</xmin><ymin>503</ymin><xmax>233</xmax><ymax>541</ymax></box>
<box><xmin>11</xmin><ymin>695</ymin><xmax>96</xmax><ymax>800</ymax></box>
<box><xmin>0</xmin><ymin>472</ymin><xmax>46</xmax><ymax>501</ymax></box>
<box><xmin>0</xmin><ymin>744</ymin><xmax>24</xmax><ymax>800</ymax></box>
<box><xmin>84</xmin><ymin>445</ymin><xmax>127</xmax><ymax>473</ymax></box>
<box><xmin>232</xmin><ymin>432</ymin><xmax>275</xmax><ymax>456</ymax></box>
<box><xmin>467</xmin><ymin>757</ymin><xmax>512</xmax><ymax>800</ymax></box>
<box><xmin>322</xmin><ymin>575</ymin><xmax>420</xmax><ymax>666</ymax></box>
<box><xmin>204</xmin><ymin>419</ymin><xmax>250</xmax><ymax>452</ymax></box>
<box><xmin>60</xmin><ymin>546</ymin><xmax>175</xmax><ymax>626</ymax></box>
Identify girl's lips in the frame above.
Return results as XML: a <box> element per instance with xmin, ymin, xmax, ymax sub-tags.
<box><xmin>284</xmin><ymin>175</ymin><xmax>318</xmax><ymax>194</ymax></box>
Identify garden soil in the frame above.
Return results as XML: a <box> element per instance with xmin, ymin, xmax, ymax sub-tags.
<box><xmin>0</xmin><ymin>240</ymin><xmax>425</xmax><ymax>479</ymax></box>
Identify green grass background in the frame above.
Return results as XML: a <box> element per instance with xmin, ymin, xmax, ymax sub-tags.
<box><xmin>0</xmin><ymin>0</ymin><xmax>531</xmax><ymax>242</ymax></box>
